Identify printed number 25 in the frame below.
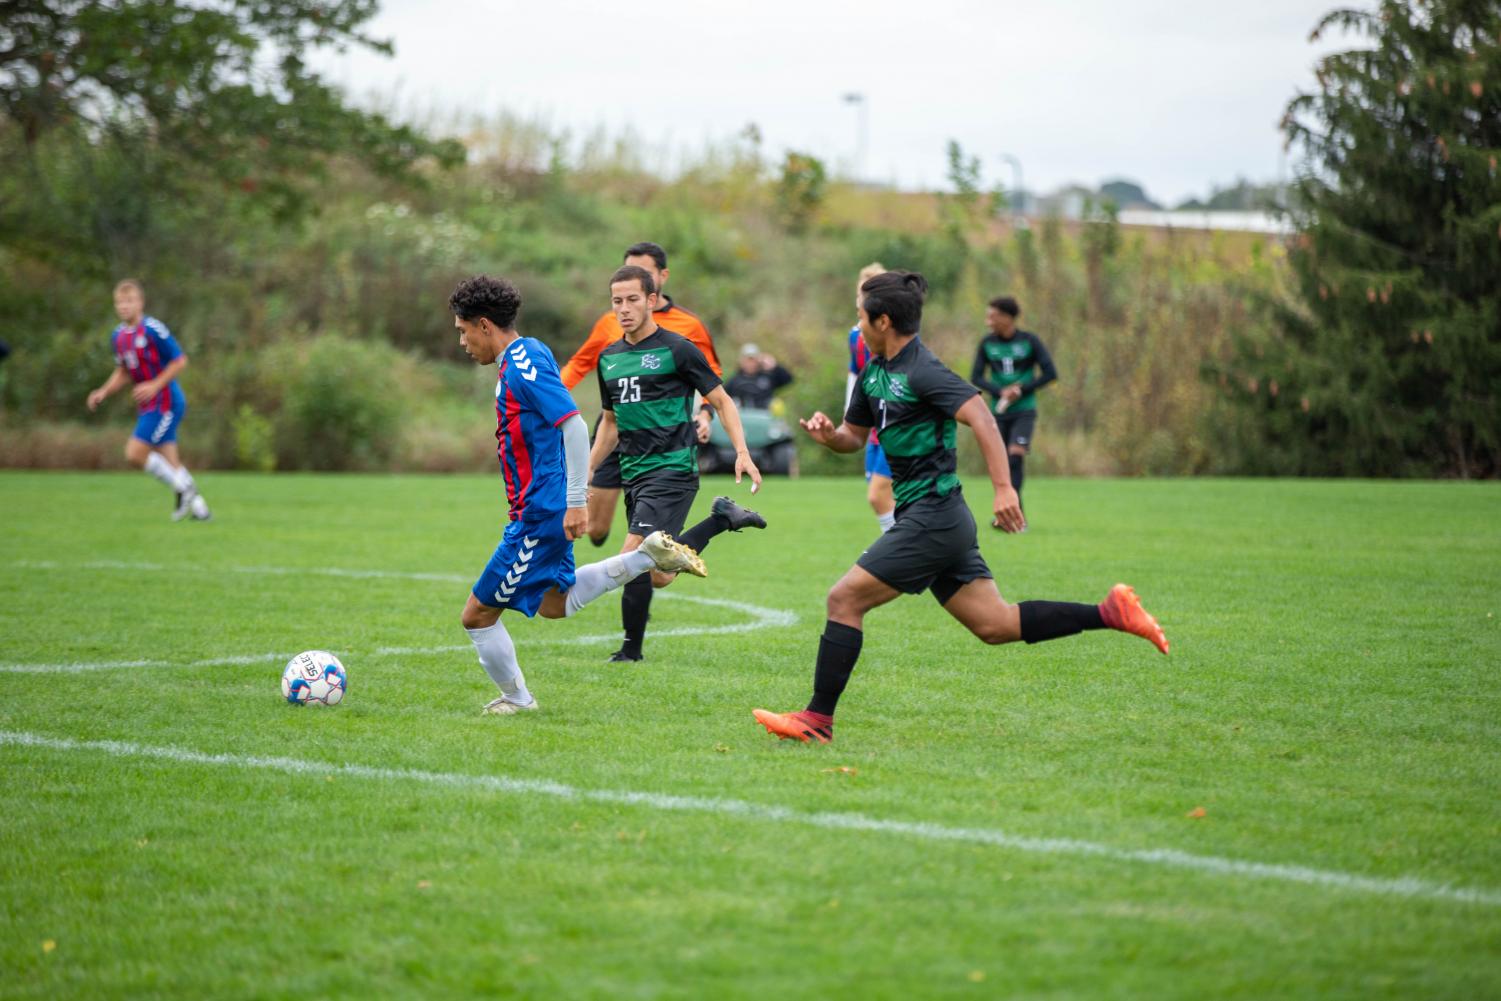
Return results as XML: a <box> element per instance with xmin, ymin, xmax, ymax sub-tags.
<box><xmin>617</xmin><ymin>376</ymin><xmax>641</xmax><ymax>403</ymax></box>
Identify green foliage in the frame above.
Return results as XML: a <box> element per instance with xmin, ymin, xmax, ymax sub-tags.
<box><xmin>1213</xmin><ymin>1</ymin><xmax>1501</xmax><ymax>476</ymax></box>
<box><xmin>233</xmin><ymin>404</ymin><xmax>276</xmax><ymax>473</ymax></box>
<box><xmin>774</xmin><ymin>151</ymin><xmax>826</xmax><ymax>233</ymax></box>
<box><xmin>275</xmin><ymin>335</ymin><xmax>402</xmax><ymax>471</ymax></box>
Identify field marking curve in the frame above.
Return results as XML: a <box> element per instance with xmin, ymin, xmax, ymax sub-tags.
<box><xmin>1</xmin><ymin>728</ymin><xmax>1497</xmax><ymax>909</ymax></box>
<box><xmin>1</xmin><ymin>562</ymin><xmax>797</xmax><ymax>673</ymax></box>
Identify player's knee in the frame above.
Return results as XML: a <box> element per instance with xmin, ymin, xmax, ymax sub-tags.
<box><xmin>826</xmin><ymin>584</ymin><xmax>860</xmax><ymax>620</ymax></box>
<box><xmin>460</xmin><ymin>603</ymin><xmax>496</xmax><ymax>630</ymax></box>
<box><xmin>650</xmin><ymin>570</ymin><xmax>675</xmax><ymax>588</ymax></box>
<box><xmin>1008</xmin><ymin>445</ymin><xmax>1027</xmax><ymax>457</ymax></box>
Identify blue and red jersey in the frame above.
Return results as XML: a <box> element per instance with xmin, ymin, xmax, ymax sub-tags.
<box><xmin>494</xmin><ymin>337</ymin><xmax>580</xmax><ymax>523</ymax></box>
<box><xmin>847</xmin><ymin>322</ymin><xmax>879</xmax><ymax>445</ymax></box>
<box><xmin>111</xmin><ymin>316</ymin><xmax>185</xmax><ymax>414</ymax></box>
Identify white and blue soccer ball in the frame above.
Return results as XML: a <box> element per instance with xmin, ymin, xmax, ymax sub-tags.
<box><xmin>281</xmin><ymin>650</ymin><xmax>347</xmax><ymax>706</ymax></box>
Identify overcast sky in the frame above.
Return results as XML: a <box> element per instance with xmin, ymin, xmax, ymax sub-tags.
<box><xmin>313</xmin><ymin>0</ymin><xmax>1360</xmax><ymax>205</ymax></box>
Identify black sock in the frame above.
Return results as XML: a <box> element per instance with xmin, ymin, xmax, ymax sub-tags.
<box><xmin>620</xmin><ymin>573</ymin><xmax>653</xmax><ymax>655</ymax></box>
<box><xmin>1009</xmin><ymin>453</ymin><xmax>1025</xmax><ymax>507</ymax></box>
<box><xmin>806</xmin><ymin>621</ymin><xmax>864</xmax><ymax>716</ymax></box>
<box><xmin>1018</xmin><ymin>601</ymin><xmax>1104</xmax><ymax>644</ymax></box>
<box><xmin>677</xmin><ymin>510</ymin><xmax>730</xmax><ymax>555</ymax></box>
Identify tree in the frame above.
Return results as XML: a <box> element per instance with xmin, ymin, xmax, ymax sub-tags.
<box><xmin>774</xmin><ymin>150</ymin><xmax>825</xmax><ymax>233</ymax></box>
<box><xmin>0</xmin><ymin>1</ymin><xmax>463</xmax><ymax>241</ymax></box>
<box><xmin>1218</xmin><ymin>1</ymin><xmax>1500</xmax><ymax>476</ymax></box>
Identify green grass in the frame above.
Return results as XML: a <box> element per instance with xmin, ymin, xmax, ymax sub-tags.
<box><xmin>2</xmin><ymin>472</ymin><xmax>1499</xmax><ymax>999</ymax></box>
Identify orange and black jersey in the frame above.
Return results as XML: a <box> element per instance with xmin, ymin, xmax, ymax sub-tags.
<box><xmin>561</xmin><ymin>296</ymin><xmax>721</xmax><ymax>389</ymax></box>
<box><xmin>598</xmin><ymin>329</ymin><xmax>721</xmax><ymax>482</ymax></box>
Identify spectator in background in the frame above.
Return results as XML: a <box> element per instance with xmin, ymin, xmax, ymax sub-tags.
<box><xmin>724</xmin><ymin>343</ymin><xmax>793</xmax><ymax>410</ymax></box>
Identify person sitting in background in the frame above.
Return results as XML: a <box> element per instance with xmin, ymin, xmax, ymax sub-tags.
<box><xmin>724</xmin><ymin>343</ymin><xmax>793</xmax><ymax>410</ymax></box>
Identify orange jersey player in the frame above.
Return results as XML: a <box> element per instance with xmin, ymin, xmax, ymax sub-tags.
<box><xmin>561</xmin><ymin>241</ymin><xmax>722</xmax><ymax>547</ymax></box>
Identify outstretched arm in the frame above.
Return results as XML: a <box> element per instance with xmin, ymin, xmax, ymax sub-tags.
<box><xmin>799</xmin><ymin>411</ymin><xmax>870</xmax><ymax>454</ymax></box>
<box><xmin>87</xmin><ymin>367</ymin><xmax>130</xmax><ymax>410</ymax></box>
<box><xmin>704</xmin><ymin>385</ymin><xmax>762</xmax><ymax>493</ymax></box>
<box><xmin>955</xmin><ymin>394</ymin><xmax>1024</xmax><ymax>533</ymax></box>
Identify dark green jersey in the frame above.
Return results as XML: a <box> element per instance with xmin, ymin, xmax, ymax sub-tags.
<box><xmin>846</xmin><ymin>336</ymin><xmax>980</xmax><ymax>511</ymax></box>
<box><xmin>970</xmin><ymin>330</ymin><xmax>1057</xmax><ymax>413</ymax></box>
<box><xmin>597</xmin><ymin>327</ymin><xmax>722</xmax><ymax>482</ymax></box>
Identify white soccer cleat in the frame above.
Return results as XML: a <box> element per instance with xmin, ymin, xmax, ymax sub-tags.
<box><xmin>639</xmin><ymin>531</ymin><xmax>706</xmax><ymax>578</ymax></box>
<box><xmin>482</xmin><ymin>696</ymin><xmax>539</xmax><ymax>715</ymax></box>
<box><xmin>189</xmin><ymin>493</ymin><xmax>211</xmax><ymax>521</ymax></box>
<box><xmin>172</xmin><ymin>488</ymin><xmax>196</xmax><ymax>522</ymax></box>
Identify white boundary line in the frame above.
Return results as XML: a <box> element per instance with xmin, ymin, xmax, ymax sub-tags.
<box><xmin>1</xmin><ymin>561</ymin><xmax>797</xmax><ymax>673</ymax></box>
<box><xmin>2</xmin><ymin>728</ymin><xmax>1496</xmax><ymax>908</ymax></box>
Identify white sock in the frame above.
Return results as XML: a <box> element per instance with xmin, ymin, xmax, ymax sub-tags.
<box><xmin>877</xmin><ymin>511</ymin><xmax>896</xmax><ymax>533</ymax></box>
<box><xmin>144</xmin><ymin>452</ymin><xmax>194</xmax><ymax>493</ymax></box>
<box><xmin>144</xmin><ymin>452</ymin><xmax>180</xmax><ymax>490</ymax></box>
<box><xmin>466</xmin><ymin>620</ymin><xmax>532</xmax><ymax>704</ymax></box>
<box><xmin>564</xmin><ymin>550</ymin><xmax>653</xmax><ymax>617</ymax></box>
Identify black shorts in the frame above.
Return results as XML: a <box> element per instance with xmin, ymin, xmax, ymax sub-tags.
<box><xmin>623</xmin><ymin>471</ymin><xmax>699</xmax><ymax>538</ymax></box>
<box><xmin>591</xmin><ymin>448</ymin><xmax>624</xmax><ymax>489</ymax></box>
<box><xmin>856</xmin><ymin>494</ymin><xmax>991</xmax><ymax>604</ymax></box>
<box><xmin>996</xmin><ymin>409</ymin><xmax>1038</xmax><ymax>453</ymax></box>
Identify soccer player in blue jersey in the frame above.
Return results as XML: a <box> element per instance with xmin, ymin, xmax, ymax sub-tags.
<box><xmin>449</xmin><ymin>276</ymin><xmax>705</xmax><ymax>714</ymax></box>
<box><xmin>847</xmin><ymin>262</ymin><xmax>895</xmax><ymax>533</ymax></box>
<box><xmin>85</xmin><ymin>279</ymin><xmax>210</xmax><ymax>521</ymax></box>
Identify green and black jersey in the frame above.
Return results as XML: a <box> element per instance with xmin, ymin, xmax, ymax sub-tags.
<box><xmin>846</xmin><ymin>337</ymin><xmax>980</xmax><ymax>512</ymax></box>
<box><xmin>970</xmin><ymin>330</ymin><xmax>1057</xmax><ymax>413</ymax></box>
<box><xmin>597</xmin><ymin>328</ymin><xmax>722</xmax><ymax>482</ymax></box>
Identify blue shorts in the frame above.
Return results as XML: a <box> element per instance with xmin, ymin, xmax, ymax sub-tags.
<box><xmin>472</xmin><ymin>512</ymin><xmax>577</xmax><ymax>617</ymax></box>
<box><xmin>864</xmin><ymin>441</ymin><xmax>891</xmax><ymax>480</ymax></box>
<box><xmin>132</xmin><ymin>404</ymin><xmax>184</xmax><ymax>446</ymax></box>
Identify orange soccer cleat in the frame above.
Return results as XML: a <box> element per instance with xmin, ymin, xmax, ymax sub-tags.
<box><xmin>1099</xmin><ymin>583</ymin><xmax>1169</xmax><ymax>654</ymax></box>
<box><xmin>753</xmin><ymin>709</ymin><xmax>834</xmax><ymax>744</ymax></box>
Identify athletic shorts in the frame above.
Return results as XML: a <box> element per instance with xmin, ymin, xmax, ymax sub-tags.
<box><xmin>996</xmin><ymin>409</ymin><xmax>1038</xmax><ymax>453</ymax></box>
<box><xmin>590</xmin><ymin>448</ymin><xmax>624</xmax><ymax>490</ymax></box>
<box><xmin>623</xmin><ymin>471</ymin><xmax>699</xmax><ymax>538</ymax></box>
<box><xmin>864</xmin><ymin>441</ymin><xmax>892</xmax><ymax>480</ymax></box>
<box><xmin>132</xmin><ymin>404</ymin><xmax>184</xmax><ymax>446</ymax></box>
<box><xmin>857</xmin><ymin>493</ymin><xmax>991</xmax><ymax>604</ymax></box>
<box><xmin>472</xmin><ymin>511</ymin><xmax>577</xmax><ymax>617</ymax></box>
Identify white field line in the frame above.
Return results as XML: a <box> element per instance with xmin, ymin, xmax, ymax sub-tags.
<box><xmin>1</xmin><ymin>561</ymin><xmax>797</xmax><ymax>673</ymax></box>
<box><xmin>2</xmin><ymin>728</ymin><xmax>1497</xmax><ymax>909</ymax></box>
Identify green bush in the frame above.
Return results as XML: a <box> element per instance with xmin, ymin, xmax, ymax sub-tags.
<box><xmin>276</xmin><ymin>335</ymin><xmax>403</xmax><ymax>471</ymax></box>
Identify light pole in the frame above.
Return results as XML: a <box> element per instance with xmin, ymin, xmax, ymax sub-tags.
<box><xmin>999</xmin><ymin>152</ymin><xmax>1024</xmax><ymax>227</ymax></box>
<box><xmin>843</xmin><ymin>92</ymin><xmax>868</xmax><ymax>182</ymax></box>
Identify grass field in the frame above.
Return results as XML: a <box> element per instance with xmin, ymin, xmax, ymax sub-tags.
<box><xmin>2</xmin><ymin>471</ymin><xmax>1499</xmax><ymax>999</ymax></box>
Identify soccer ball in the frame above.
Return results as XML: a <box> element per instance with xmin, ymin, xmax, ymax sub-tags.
<box><xmin>281</xmin><ymin>650</ymin><xmax>347</xmax><ymax>706</ymax></box>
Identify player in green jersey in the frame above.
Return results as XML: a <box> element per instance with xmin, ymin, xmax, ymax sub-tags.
<box><xmin>588</xmin><ymin>265</ymin><xmax>767</xmax><ymax>662</ymax></box>
<box><xmin>754</xmin><ymin>271</ymin><xmax>1166</xmax><ymax>744</ymax></box>
<box><xmin>970</xmin><ymin>296</ymin><xmax>1056</xmax><ymax>515</ymax></box>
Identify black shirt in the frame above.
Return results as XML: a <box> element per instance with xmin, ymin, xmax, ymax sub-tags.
<box><xmin>724</xmin><ymin>365</ymin><xmax>793</xmax><ymax>409</ymax></box>
<box><xmin>846</xmin><ymin>336</ymin><xmax>979</xmax><ymax>512</ymax></box>
<box><xmin>598</xmin><ymin>328</ymin><xmax>722</xmax><ymax>482</ymax></box>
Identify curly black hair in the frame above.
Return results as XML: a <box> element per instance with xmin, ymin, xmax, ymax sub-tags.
<box><xmin>449</xmin><ymin>275</ymin><xmax>522</xmax><ymax>329</ymax></box>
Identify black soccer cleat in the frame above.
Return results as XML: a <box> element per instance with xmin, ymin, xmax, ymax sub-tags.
<box><xmin>712</xmin><ymin>495</ymin><xmax>767</xmax><ymax>531</ymax></box>
<box><xmin>608</xmin><ymin>647</ymin><xmax>643</xmax><ymax>663</ymax></box>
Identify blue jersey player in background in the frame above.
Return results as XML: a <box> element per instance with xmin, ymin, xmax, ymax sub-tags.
<box><xmin>449</xmin><ymin>276</ymin><xmax>705</xmax><ymax>715</ymax></box>
<box><xmin>86</xmin><ymin>279</ymin><xmax>210</xmax><ymax>521</ymax></box>
<box><xmin>846</xmin><ymin>262</ymin><xmax>894</xmax><ymax>534</ymax></box>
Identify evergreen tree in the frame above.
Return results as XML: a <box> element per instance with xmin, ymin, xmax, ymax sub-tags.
<box><xmin>1220</xmin><ymin>1</ymin><xmax>1500</xmax><ymax>476</ymax></box>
